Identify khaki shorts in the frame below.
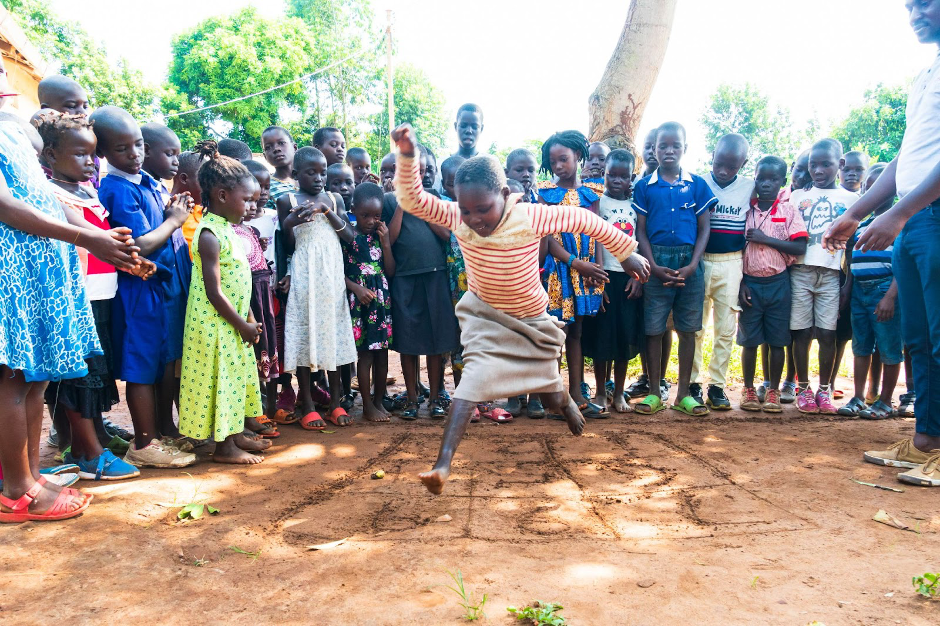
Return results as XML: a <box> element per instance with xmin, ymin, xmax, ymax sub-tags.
<box><xmin>789</xmin><ymin>265</ymin><xmax>840</xmax><ymax>331</ymax></box>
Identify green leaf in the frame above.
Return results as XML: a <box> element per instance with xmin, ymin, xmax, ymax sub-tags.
<box><xmin>177</xmin><ymin>503</ymin><xmax>204</xmax><ymax>520</ymax></box>
<box><xmin>206</xmin><ymin>505</ymin><xmax>219</xmax><ymax>515</ymax></box>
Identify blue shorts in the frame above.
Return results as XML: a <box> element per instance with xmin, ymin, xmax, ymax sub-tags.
<box><xmin>643</xmin><ymin>244</ymin><xmax>705</xmax><ymax>335</ymax></box>
<box><xmin>851</xmin><ymin>276</ymin><xmax>903</xmax><ymax>365</ymax></box>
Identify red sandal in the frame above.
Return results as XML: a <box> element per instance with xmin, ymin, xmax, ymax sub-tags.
<box><xmin>0</xmin><ymin>479</ymin><xmax>90</xmax><ymax>523</ymax></box>
<box><xmin>252</xmin><ymin>416</ymin><xmax>281</xmax><ymax>438</ymax></box>
<box><xmin>272</xmin><ymin>408</ymin><xmax>299</xmax><ymax>425</ymax></box>
<box><xmin>325</xmin><ymin>407</ymin><xmax>352</xmax><ymax>427</ymax></box>
<box><xmin>299</xmin><ymin>411</ymin><xmax>326</xmax><ymax>431</ymax></box>
<box><xmin>483</xmin><ymin>407</ymin><xmax>514</xmax><ymax>423</ymax></box>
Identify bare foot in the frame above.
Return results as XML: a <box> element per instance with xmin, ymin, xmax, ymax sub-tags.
<box><xmin>363</xmin><ymin>403</ymin><xmax>390</xmax><ymax>422</ymax></box>
<box><xmin>613</xmin><ymin>395</ymin><xmax>632</xmax><ymax>413</ymax></box>
<box><xmin>244</xmin><ymin>416</ymin><xmax>267</xmax><ymax>432</ymax></box>
<box><xmin>562</xmin><ymin>400</ymin><xmax>585</xmax><ymax>435</ymax></box>
<box><xmin>373</xmin><ymin>400</ymin><xmax>392</xmax><ymax>418</ymax></box>
<box><xmin>233</xmin><ymin>433</ymin><xmax>272</xmax><ymax>451</ymax></box>
<box><xmin>213</xmin><ymin>449</ymin><xmax>264</xmax><ymax>464</ymax></box>
<box><xmin>592</xmin><ymin>392</ymin><xmax>607</xmax><ymax>409</ymax></box>
<box><xmin>419</xmin><ymin>468</ymin><xmax>448</xmax><ymax>495</ymax></box>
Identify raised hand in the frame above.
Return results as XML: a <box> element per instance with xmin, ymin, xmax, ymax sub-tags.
<box><xmin>391</xmin><ymin>123</ymin><xmax>417</xmax><ymax>157</ymax></box>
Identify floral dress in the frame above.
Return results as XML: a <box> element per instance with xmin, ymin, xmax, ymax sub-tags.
<box><xmin>0</xmin><ymin>121</ymin><xmax>100</xmax><ymax>382</ymax></box>
<box><xmin>343</xmin><ymin>231</ymin><xmax>392</xmax><ymax>351</ymax></box>
<box><xmin>179</xmin><ymin>212</ymin><xmax>261</xmax><ymax>442</ymax></box>
<box><xmin>539</xmin><ymin>180</ymin><xmax>605</xmax><ymax>324</ymax></box>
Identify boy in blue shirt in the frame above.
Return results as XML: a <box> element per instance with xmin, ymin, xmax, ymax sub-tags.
<box><xmin>632</xmin><ymin>121</ymin><xmax>716</xmax><ymax>416</ymax></box>
<box><xmin>92</xmin><ymin>106</ymin><xmax>196</xmax><ymax>469</ymax></box>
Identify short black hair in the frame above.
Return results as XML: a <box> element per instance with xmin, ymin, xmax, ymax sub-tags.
<box><xmin>241</xmin><ymin>159</ymin><xmax>270</xmax><ymax>179</ymax></box>
<box><xmin>865</xmin><ymin>162</ymin><xmax>888</xmax><ymax>179</ymax></box>
<box><xmin>605</xmin><ymin>148</ymin><xmax>635</xmax><ymax>172</ymax></box>
<box><xmin>326</xmin><ymin>162</ymin><xmax>353</xmax><ymax>180</ymax></box>
<box><xmin>454</xmin><ymin>155</ymin><xmax>506</xmax><ymax>193</ymax></box>
<box><xmin>262</xmin><ymin>125</ymin><xmax>293</xmax><ymax>142</ymax></box>
<box><xmin>313</xmin><ymin>127</ymin><xmax>342</xmax><ymax>147</ymax></box>
<box><xmin>37</xmin><ymin>75</ymin><xmax>85</xmax><ymax>106</ymax></box>
<box><xmin>346</xmin><ymin>147</ymin><xmax>369</xmax><ymax>162</ymax></box>
<box><xmin>755</xmin><ymin>155</ymin><xmax>788</xmax><ymax>179</ymax></box>
<box><xmin>351</xmin><ymin>181</ymin><xmax>384</xmax><ymax>211</ymax></box>
<box><xmin>178</xmin><ymin>150</ymin><xmax>206</xmax><ymax>177</ymax></box>
<box><xmin>715</xmin><ymin>133</ymin><xmax>749</xmax><ymax>158</ymax></box>
<box><xmin>541</xmin><ymin>130</ymin><xmax>590</xmax><ymax>175</ymax></box>
<box><xmin>812</xmin><ymin>138</ymin><xmax>843</xmax><ymax>159</ymax></box>
<box><xmin>140</xmin><ymin>123</ymin><xmax>179</xmax><ymax>149</ymax></box>
<box><xmin>88</xmin><ymin>106</ymin><xmax>137</xmax><ymax>149</ymax></box>
<box><xmin>506</xmin><ymin>179</ymin><xmax>525</xmax><ymax>194</ymax></box>
<box><xmin>418</xmin><ymin>143</ymin><xmax>436</xmax><ymax>165</ymax></box>
<box><xmin>440</xmin><ymin>155</ymin><xmax>466</xmax><ymax>176</ymax></box>
<box><xmin>506</xmin><ymin>148</ymin><xmax>536</xmax><ymax>168</ymax></box>
<box><xmin>843</xmin><ymin>150</ymin><xmax>869</xmax><ymax>164</ymax></box>
<box><xmin>456</xmin><ymin>103</ymin><xmax>483</xmax><ymax>121</ymax></box>
<box><xmin>656</xmin><ymin>121</ymin><xmax>686</xmax><ymax>143</ymax></box>
<box><xmin>195</xmin><ymin>139</ymin><xmax>254</xmax><ymax>207</ymax></box>
<box><xmin>294</xmin><ymin>146</ymin><xmax>326</xmax><ymax>170</ymax></box>
<box><xmin>218</xmin><ymin>138</ymin><xmax>252</xmax><ymax>160</ymax></box>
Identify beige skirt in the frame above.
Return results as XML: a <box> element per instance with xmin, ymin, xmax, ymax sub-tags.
<box><xmin>453</xmin><ymin>292</ymin><xmax>566</xmax><ymax>402</ymax></box>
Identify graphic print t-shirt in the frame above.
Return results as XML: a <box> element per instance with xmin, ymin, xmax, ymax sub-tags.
<box><xmin>704</xmin><ymin>174</ymin><xmax>754</xmax><ymax>253</ymax></box>
<box><xmin>597</xmin><ymin>194</ymin><xmax>637</xmax><ymax>273</ymax></box>
<box><xmin>790</xmin><ymin>186</ymin><xmax>858</xmax><ymax>270</ymax></box>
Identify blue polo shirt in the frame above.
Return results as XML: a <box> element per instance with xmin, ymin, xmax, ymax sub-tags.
<box><xmin>632</xmin><ymin>168</ymin><xmax>717</xmax><ymax>247</ymax></box>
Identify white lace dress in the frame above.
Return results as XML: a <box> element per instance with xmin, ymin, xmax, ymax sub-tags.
<box><xmin>283</xmin><ymin>195</ymin><xmax>357</xmax><ymax>372</ymax></box>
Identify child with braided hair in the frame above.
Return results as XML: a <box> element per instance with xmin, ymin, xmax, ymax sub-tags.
<box><xmin>538</xmin><ymin>129</ymin><xmax>610</xmax><ymax>418</ymax></box>
<box><xmin>179</xmin><ymin>141</ymin><xmax>269</xmax><ymax>464</ymax></box>
<box><xmin>391</xmin><ymin>124</ymin><xmax>649</xmax><ymax>495</ymax></box>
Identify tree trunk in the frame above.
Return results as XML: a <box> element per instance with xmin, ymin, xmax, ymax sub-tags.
<box><xmin>588</xmin><ymin>0</ymin><xmax>677</xmax><ymax>152</ymax></box>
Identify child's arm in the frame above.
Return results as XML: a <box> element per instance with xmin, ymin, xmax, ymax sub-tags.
<box><xmin>324</xmin><ymin>194</ymin><xmax>356</xmax><ymax>244</ymax></box>
<box><xmin>744</xmin><ymin>229</ymin><xmax>807</xmax><ymax>256</ymax></box>
<box><xmin>529</xmin><ymin>203</ymin><xmax>639</xmax><ymax>275</ymax></box>
<box><xmin>391</xmin><ymin>125</ymin><xmax>461</xmax><ymax>231</ymax></box>
<box><xmin>0</xmin><ymin>176</ymin><xmax>139</xmax><ymax>269</ymax></box>
<box><xmin>546</xmin><ymin>234</ymin><xmax>608</xmax><ymax>284</ymax></box>
<box><xmin>875</xmin><ymin>278</ymin><xmax>898</xmax><ymax>322</ymax></box>
<box><xmin>676</xmin><ymin>211</ymin><xmax>710</xmax><ymax>283</ymax></box>
<box><xmin>635</xmin><ymin>214</ymin><xmax>674</xmax><ymax>285</ymax></box>
<box><xmin>377</xmin><ymin>222</ymin><xmax>396</xmax><ymax>278</ymax></box>
<box><xmin>345</xmin><ymin>276</ymin><xmax>376</xmax><ymax>306</ymax></box>
<box><xmin>134</xmin><ymin>194</ymin><xmax>192</xmax><ymax>257</ymax></box>
<box><xmin>388</xmin><ymin>202</ymin><xmax>403</xmax><ymax>244</ymax></box>
<box><xmin>197</xmin><ymin>229</ymin><xmax>262</xmax><ymax>344</ymax></box>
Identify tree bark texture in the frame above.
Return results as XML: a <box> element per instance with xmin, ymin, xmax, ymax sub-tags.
<box><xmin>588</xmin><ymin>0</ymin><xmax>678</xmax><ymax>152</ymax></box>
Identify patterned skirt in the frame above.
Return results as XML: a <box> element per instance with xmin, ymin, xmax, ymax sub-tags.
<box><xmin>542</xmin><ymin>232</ymin><xmax>604</xmax><ymax>324</ymax></box>
<box><xmin>251</xmin><ymin>269</ymin><xmax>280</xmax><ymax>382</ymax></box>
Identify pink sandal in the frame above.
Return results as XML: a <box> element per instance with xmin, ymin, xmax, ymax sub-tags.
<box><xmin>483</xmin><ymin>407</ymin><xmax>513</xmax><ymax>423</ymax></box>
<box><xmin>0</xmin><ymin>479</ymin><xmax>90</xmax><ymax>523</ymax></box>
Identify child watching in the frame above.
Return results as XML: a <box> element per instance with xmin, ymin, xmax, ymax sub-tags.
<box><xmin>391</xmin><ymin>124</ymin><xmax>647</xmax><ymax>495</ymax></box>
<box><xmin>243</xmin><ymin>159</ymin><xmax>277</xmax><ymax>269</ymax></box>
<box><xmin>738</xmin><ymin>157</ymin><xmax>808</xmax><ymax>412</ymax></box>
<box><xmin>179</xmin><ymin>142</ymin><xmax>269</xmax><ymax>464</ymax></box>
<box><xmin>327</xmin><ymin>162</ymin><xmax>355</xmax><ymax>212</ymax></box>
<box><xmin>691</xmin><ymin>133</ymin><xmax>753</xmax><ymax>411</ymax></box>
<box><xmin>313</xmin><ymin>127</ymin><xmax>346</xmax><ymax>166</ymax></box>
<box><xmin>582</xmin><ymin>141</ymin><xmax>610</xmax><ymax>186</ymax></box>
<box><xmin>36</xmin><ymin>111</ymin><xmax>143</xmax><ymax>480</ymax></box>
<box><xmin>838</xmin><ymin>163</ymin><xmax>902</xmax><ymax>419</ymax></box>
<box><xmin>343</xmin><ymin>183</ymin><xmax>395</xmax><ymax>422</ymax></box>
<box><xmin>217</xmin><ymin>138</ymin><xmax>252</xmax><ymax>161</ymax></box>
<box><xmin>37</xmin><ymin>75</ymin><xmax>98</xmax><ymax>188</ymax></box>
<box><xmin>505</xmin><ymin>148</ymin><xmax>539</xmax><ymax>203</ymax></box>
<box><xmin>421</xmin><ymin>145</ymin><xmax>438</xmax><ymax>190</ymax></box>
<box><xmin>279</xmin><ymin>147</ymin><xmax>358</xmax><ymax>429</ymax></box>
<box><xmin>454</xmin><ymin>103</ymin><xmax>484</xmax><ymax>159</ymax></box>
<box><xmin>261</xmin><ymin>126</ymin><xmax>298</xmax><ymax>207</ymax></box>
<box><xmin>539</xmin><ymin>130</ymin><xmax>609</xmax><ymax>418</ymax></box>
<box><xmin>839</xmin><ymin>151</ymin><xmax>869</xmax><ymax>193</ymax></box>
<box><xmin>789</xmin><ymin>138</ymin><xmax>859</xmax><ymax>414</ymax></box>
<box><xmin>582</xmin><ymin>149</ymin><xmax>644</xmax><ymax>413</ymax></box>
<box><xmin>176</xmin><ymin>150</ymin><xmax>207</xmax><ymax>257</ymax></box>
<box><xmin>632</xmin><ymin>121</ymin><xmax>715</xmax><ymax>416</ymax></box>
<box><xmin>346</xmin><ymin>147</ymin><xmax>373</xmax><ymax>185</ymax></box>
<box><xmin>92</xmin><ymin>106</ymin><xmax>197</xmax><ymax>468</ymax></box>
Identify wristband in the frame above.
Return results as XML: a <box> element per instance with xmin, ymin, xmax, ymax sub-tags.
<box><xmin>567</xmin><ymin>254</ymin><xmax>577</xmax><ymax>266</ymax></box>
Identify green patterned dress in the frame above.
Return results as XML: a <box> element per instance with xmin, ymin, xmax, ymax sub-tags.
<box><xmin>180</xmin><ymin>212</ymin><xmax>261</xmax><ymax>442</ymax></box>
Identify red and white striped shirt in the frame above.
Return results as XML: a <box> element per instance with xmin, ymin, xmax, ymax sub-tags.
<box><xmin>395</xmin><ymin>155</ymin><xmax>636</xmax><ymax>319</ymax></box>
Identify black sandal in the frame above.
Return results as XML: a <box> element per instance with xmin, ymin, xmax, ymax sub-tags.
<box><xmin>429</xmin><ymin>400</ymin><xmax>448</xmax><ymax>420</ymax></box>
<box><xmin>398</xmin><ymin>401</ymin><xmax>420</xmax><ymax>420</ymax></box>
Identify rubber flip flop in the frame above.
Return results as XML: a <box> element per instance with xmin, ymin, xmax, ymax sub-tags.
<box><xmin>671</xmin><ymin>395</ymin><xmax>710</xmax><ymax>416</ymax></box>
<box><xmin>634</xmin><ymin>394</ymin><xmax>666</xmax><ymax>415</ymax></box>
<box><xmin>579</xmin><ymin>401</ymin><xmax>610</xmax><ymax>419</ymax></box>
<box><xmin>272</xmin><ymin>408</ymin><xmax>299</xmax><ymax>425</ymax></box>
<box><xmin>484</xmin><ymin>408</ymin><xmax>513</xmax><ymax>423</ymax></box>
<box><xmin>0</xmin><ymin>480</ymin><xmax>90</xmax><ymax>523</ymax></box>
<box><xmin>299</xmin><ymin>412</ymin><xmax>326</xmax><ymax>431</ymax></box>
<box><xmin>325</xmin><ymin>407</ymin><xmax>352</xmax><ymax>426</ymax></box>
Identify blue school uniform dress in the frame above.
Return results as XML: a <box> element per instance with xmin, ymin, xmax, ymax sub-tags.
<box><xmin>0</xmin><ymin>121</ymin><xmax>101</xmax><ymax>382</ymax></box>
<box><xmin>99</xmin><ymin>170</ymin><xmax>191</xmax><ymax>384</ymax></box>
<box><xmin>632</xmin><ymin>168</ymin><xmax>716</xmax><ymax>335</ymax></box>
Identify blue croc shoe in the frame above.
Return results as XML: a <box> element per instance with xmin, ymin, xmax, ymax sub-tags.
<box><xmin>67</xmin><ymin>450</ymin><xmax>140</xmax><ymax>481</ymax></box>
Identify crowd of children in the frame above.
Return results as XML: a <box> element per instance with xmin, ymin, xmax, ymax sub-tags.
<box><xmin>0</xmin><ymin>40</ymin><xmax>936</xmax><ymax>520</ymax></box>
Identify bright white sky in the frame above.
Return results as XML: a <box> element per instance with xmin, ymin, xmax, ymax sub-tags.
<box><xmin>49</xmin><ymin>0</ymin><xmax>935</xmax><ymax>166</ymax></box>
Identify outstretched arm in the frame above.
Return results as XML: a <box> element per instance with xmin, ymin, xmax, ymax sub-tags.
<box><xmin>528</xmin><ymin>203</ymin><xmax>637</xmax><ymax>263</ymax></box>
<box><xmin>392</xmin><ymin>125</ymin><xmax>461</xmax><ymax>231</ymax></box>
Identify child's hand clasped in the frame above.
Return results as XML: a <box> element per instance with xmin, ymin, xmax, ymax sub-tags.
<box><xmin>165</xmin><ymin>193</ymin><xmax>194</xmax><ymax>226</ymax></box>
<box><xmin>571</xmin><ymin>259</ymin><xmax>608</xmax><ymax>284</ymax></box>
<box><xmin>238</xmin><ymin>319</ymin><xmax>263</xmax><ymax>344</ymax></box>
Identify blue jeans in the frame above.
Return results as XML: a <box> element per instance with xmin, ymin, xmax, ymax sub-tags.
<box><xmin>893</xmin><ymin>204</ymin><xmax>939</xmax><ymax>437</ymax></box>
<box><xmin>851</xmin><ymin>276</ymin><xmax>903</xmax><ymax>365</ymax></box>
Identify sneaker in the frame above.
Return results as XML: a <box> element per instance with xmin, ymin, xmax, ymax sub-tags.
<box><xmin>580</xmin><ymin>381</ymin><xmax>593</xmax><ymax>400</ymax></box>
<box><xmin>897</xmin><ymin>453</ymin><xmax>940</xmax><ymax>487</ymax></box>
<box><xmin>898</xmin><ymin>392</ymin><xmax>915</xmax><ymax>417</ymax></box>
<box><xmin>526</xmin><ymin>396</ymin><xmax>546</xmax><ymax>418</ymax></box>
<box><xmin>740</xmin><ymin>387</ymin><xmax>761</xmax><ymax>412</ymax></box>
<box><xmin>47</xmin><ymin>424</ymin><xmax>59</xmax><ymax>448</ymax></box>
<box><xmin>815</xmin><ymin>389</ymin><xmax>837</xmax><ymax>415</ymax></box>
<box><xmin>505</xmin><ymin>396</ymin><xmax>523</xmax><ymax>417</ymax></box>
<box><xmin>780</xmin><ymin>381</ymin><xmax>797</xmax><ymax>403</ymax></box>
<box><xmin>863</xmin><ymin>439</ymin><xmax>935</xmax><ymax>469</ymax></box>
<box><xmin>757</xmin><ymin>385</ymin><xmax>767</xmax><ymax>403</ymax></box>
<box><xmin>660</xmin><ymin>379</ymin><xmax>671</xmax><ymax>403</ymax></box>
<box><xmin>125</xmin><ymin>438</ymin><xmax>196</xmax><ymax>468</ymax></box>
<box><xmin>67</xmin><ymin>450</ymin><xmax>140</xmax><ymax>481</ymax></box>
<box><xmin>796</xmin><ymin>387</ymin><xmax>818</xmax><ymax>414</ymax></box>
<box><xmin>162</xmin><ymin>436</ymin><xmax>195</xmax><ymax>453</ymax></box>
<box><xmin>761</xmin><ymin>388</ymin><xmax>782</xmax><ymax>413</ymax></box>
<box><xmin>688</xmin><ymin>383</ymin><xmax>704</xmax><ymax>405</ymax></box>
<box><xmin>626</xmin><ymin>374</ymin><xmax>650</xmax><ymax>399</ymax></box>
<box><xmin>102</xmin><ymin>418</ymin><xmax>134</xmax><ymax>441</ymax></box>
<box><xmin>706</xmin><ymin>385</ymin><xmax>731</xmax><ymax>411</ymax></box>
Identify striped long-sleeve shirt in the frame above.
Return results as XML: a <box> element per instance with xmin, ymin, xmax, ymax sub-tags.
<box><xmin>394</xmin><ymin>154</ymin><xmax>637</xmax><ymax>319</ymax></box>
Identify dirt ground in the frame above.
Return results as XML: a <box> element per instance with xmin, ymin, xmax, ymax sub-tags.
<box><xmin>0</xmin><ymin>366</ymin><xmax>938</xmax><ymax>626</ymax></box>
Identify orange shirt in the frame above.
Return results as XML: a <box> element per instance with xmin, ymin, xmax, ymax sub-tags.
<box><xmin>181</xmin><ymin>204</ymin><xmax>204</xmax><ymax>259</ymax></box>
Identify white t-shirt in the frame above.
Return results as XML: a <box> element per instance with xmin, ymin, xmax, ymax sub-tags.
<box><xmin>791</xmin><ymin>186</ymin><xmax>858</xmax><ymax>270</ymax></box>
<box><xmin>703</xmin><ymin>174</ymin><xmax>755</xmax><ymax>253</ymax></box>
<box><xmin>896</xmin><ymin>52</ymin><xmax>940</xmax><ymax>197</ymax></box>
<box><xmin>246</xmin><ymin>208</ymin><xmax>278</xmax><ymax>267</ymax></box>
<box><xmin>597</xmin><ymin>194</ymin><xmax>637</xmax><ymax>273</ymax></box>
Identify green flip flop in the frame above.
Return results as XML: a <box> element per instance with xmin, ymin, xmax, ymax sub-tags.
<box><xmin>634</xmin><ymin>394</ymin><xmax>666</xmax><ymax>415</ymax></box>
<box><xmin>672</xmin><ymin>395</ymin><xmax>710</xmax><ymax>416</ymax></box>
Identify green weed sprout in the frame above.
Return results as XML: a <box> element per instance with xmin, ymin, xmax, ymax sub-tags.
<box><xmin>444</xmin><ymin>570</ymin><xmax>488</xmax><ymax>621</ymax></box>
<box><xmin>507</xmin><ymin>601</ymin><xmax>566</xmax><ymax>626</ymax></box>
<box><xmin>912</xmin><ymin>572</ymin><xmax>940</xmax><ymax>599</ymax></box>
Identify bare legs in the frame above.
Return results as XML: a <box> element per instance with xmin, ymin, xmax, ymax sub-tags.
<box><xmin>744</xmin><ymin>346</ymin><xmax>784</xmax><ymax>390</ymax></box>
<box><xmin>793</xmin><ymin>328</ymin><xmax>837</xmax><ymax>388</ymax></box>
<box><xmin>156</xmin><ymin>361</ymin><xmax>180</xmax><ymax>439</ymax></box>
<box><xmin>565</xmin><ymin>318</ymin><xmax>587</xmax><ymax>404</ymax></box>
<box><xmin>419</xmin><ymin>391</ymin><xmax>584</xmax><ymax>495</ymax></box>
<box><xmin>125</xmin><ymin>382</ymin><xmax>160</xmax><ymax>449</ymax></box>
<box><xmin>357</xmin><ymin>350</ymin><xmax>391</xmax><ymax>422</ymax></box>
